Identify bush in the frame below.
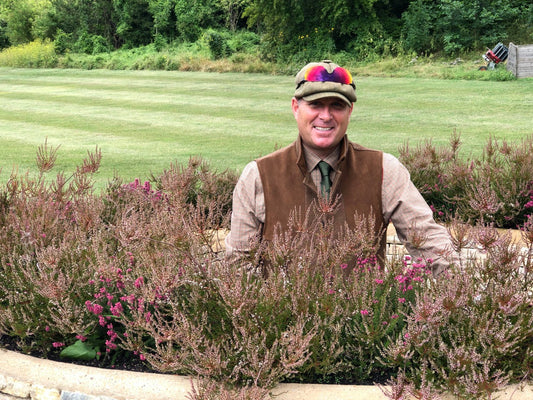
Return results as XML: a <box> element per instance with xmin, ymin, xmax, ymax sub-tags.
<box><xmin>0</xmin><ymin>141</ymin><xmax>531</xmax><ymax>398</ymax></box>
<box><xmin>0</xmin><ymin>39</ymin><xmax>57</xmax><ymax>67</ymax></box>
<box><xmin>203</xmin><ymin>29</ymin><xmax>231</xmax><ymax>60</ymax></box>
<box><xmin>73</xmin><ymin>32</ymin><xmax>111</xmax><ymax>55</ymax></box>
<box><xmin>399</xmin><ymin>132</ymin><xmax>533</xmax><ymax>229</ymax></box>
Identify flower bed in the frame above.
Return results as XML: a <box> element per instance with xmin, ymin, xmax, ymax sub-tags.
<box><xmin>1</xmin><ymin>140</ymin><xmax>532</xmax><ymax>399</ymax></box>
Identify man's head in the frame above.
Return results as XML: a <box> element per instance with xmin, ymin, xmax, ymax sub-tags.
<box><xmin>292</xmin><ymin>60</ymin><xmax>356</xmax><ymax>158</ymax></box>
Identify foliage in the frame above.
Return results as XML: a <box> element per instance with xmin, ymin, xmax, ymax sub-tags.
<box><xmin>401</xmin><ymin>0</ymin><xmax>435</xmax><ymax>54</ymax></box>
<box><xmin>0</xmin><ymin>140</ymin><xmax>532</xmax><ymax>398</ymax></box>
<box><xmin>203</xmin><ymin>28</ymin><xmax>231</xmax><ymax>60</ymax></box>
<box><xmin>0</xmin><ymin>0</ymin><xmax>531</xmax><ymax>60</ymax></box>
<box><xmin>384</xmin><ymin>221</ymin><xmax>533</xmax><ymax>399</ymax></box>
<box><xmin>399</xmin><ymin>132</ymin><xmax>533</xmax><ymax>229</ymax></box>
<box><xmin>401</xmin><ymin>0</ymin><xmax>529</xmax><ymax>56</ymax></box>
<box><xmin>0</xmin><ymin>38</ymin><xmax>57</xmax><ymax>67</ymax></box>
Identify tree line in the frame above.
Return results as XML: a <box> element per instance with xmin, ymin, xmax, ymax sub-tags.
<box><xmin>0</xmin><ymin>0</ymin><xmax>531</xmax><ymax>61</ymax></box>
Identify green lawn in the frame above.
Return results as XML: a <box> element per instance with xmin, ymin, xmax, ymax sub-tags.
<box><xmin>0</xmin><ymin>67</ymin><xmax>531</xmax><ymax>191</ymax></box>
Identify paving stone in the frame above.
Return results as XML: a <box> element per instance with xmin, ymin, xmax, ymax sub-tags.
<box><xmin>30</xmin><ymin>385</ymin><xmax>60</xmax><ymax>400</ymax></box>
<box><xmin>2</xmin><ymin>377</ymin><xmax>30</xmax><ymax>398</ymax></box>
<box><xmin>60</xmin><ymin>392</ymin><xmax>116</xmax><ymax>400</ymax></box>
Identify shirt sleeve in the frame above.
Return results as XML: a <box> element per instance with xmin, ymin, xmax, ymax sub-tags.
<box><xmin>225</xmin><ymin>161</ymin><xmax>265</xmax><ymax>256</ymax></box>
<box><xmin>382</xmin><ymin>153</ymin><xmax>459</xmax><ymax>276</ymax></box>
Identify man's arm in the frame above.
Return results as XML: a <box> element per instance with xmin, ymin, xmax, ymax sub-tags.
<box><xmin>225</xmin><ymin>161</ymin><xmax>265</xmax><ymax>257</ymax></box>
<box><xmin>382</xmin><ymin>153</ymin><xmax>459</xmax><ymax>276</ymax></box>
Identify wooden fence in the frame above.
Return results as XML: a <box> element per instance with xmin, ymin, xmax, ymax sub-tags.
<box><xmin>506</xmin><ymin>43</ymin><xmax>533</xmax><ymax>78</ymax></box>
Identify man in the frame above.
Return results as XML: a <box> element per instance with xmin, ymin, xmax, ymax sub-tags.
<box><xmin>225</xmin><ymin>60</ymin><xmax>457</xmax><ymax>276</ymax></box>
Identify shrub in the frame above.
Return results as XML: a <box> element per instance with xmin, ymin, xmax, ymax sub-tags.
<box><xmin>73</xmin><ymin>31</ymin><xmax>111</xmax><ymax>55</ymax></box>
<box><xmin>399</xmin><ymin>132</ymin><xmax>533</xmax><ymax>229</ymax></box>
<box><xmin>0</xmin><ymin>140</ymin><xmax>531</xmax><ymax>398</ymax></box>
<box><xmin>203</xmin><ymin>29</ymin><xmax>231</xmax><ymax>60</ymax></box>
<box><xmin>0</xmin><ymin>39</ymin><xmax>57</xmax><ymax>67</ymax></box>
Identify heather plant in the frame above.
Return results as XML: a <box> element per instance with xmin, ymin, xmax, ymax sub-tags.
<box><xmin>384</xmin><ymin>221</ymin><xmax>533</xmax><ymax>399</ymax></box>
<box><xmin>0</xmin><ymin>140</ymin><xmax>532</xmax><ymax>399</ymax></box>
<box><xmin>0</xmin><ymin>141</ymin><xmax>102</xmax><ymax>353</ymax></box>
<box><xmin>399</xmin><ymin>133</ymin><xmax>533</xmax><ymax>229</ymax></box>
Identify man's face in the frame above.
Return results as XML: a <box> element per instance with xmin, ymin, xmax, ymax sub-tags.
<box><xmin>292</xmin><ymin>97</ymin><xmax>353</xmax><ymax>158</ymax></box>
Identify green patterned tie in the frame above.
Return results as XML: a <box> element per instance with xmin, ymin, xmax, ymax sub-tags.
<box><xmin>317</xmin><ymin>161</ymin><xmax>332</xmax><ymax>198</ymax></box>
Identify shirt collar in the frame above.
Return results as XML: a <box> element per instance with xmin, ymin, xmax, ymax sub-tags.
<box><xmin>301</xmin><ymin>140</ymin><xmax>342</xmax><ymax>173</ymax></box>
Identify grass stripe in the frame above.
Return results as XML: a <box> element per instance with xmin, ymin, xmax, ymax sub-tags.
<box><xmin>1</xmin><ymin>68</ymin><xmax>531</xmax><ymax>191</ymax></box>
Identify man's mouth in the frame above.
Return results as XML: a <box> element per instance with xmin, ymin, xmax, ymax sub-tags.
<box><xmin>314</xmin><ymin>126</ymin><xmax>333</xmax><ymax>132</ymax></box>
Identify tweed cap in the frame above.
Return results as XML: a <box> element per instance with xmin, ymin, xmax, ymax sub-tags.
<box><xmin>294</xmin><ymin>60</ymin><xmax>356</xmax><ymax>106</ymax></box>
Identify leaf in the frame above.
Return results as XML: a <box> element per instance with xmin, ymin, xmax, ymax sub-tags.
<box><xmin>60</xmin><ymin>340</ymin><xmax>97</xmax><ymax>361</ymax></box>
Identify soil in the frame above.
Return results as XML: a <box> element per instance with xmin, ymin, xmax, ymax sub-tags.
<box><xmin>0</xmin><ymin>334</ymin><xmax>157</xmax><ymax>373</ymax></box>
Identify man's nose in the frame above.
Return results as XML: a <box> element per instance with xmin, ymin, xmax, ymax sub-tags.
<box><xmin>318</xmin><ymin>106</ymin><xmax>332</xmax><ymax>120</ymax></box>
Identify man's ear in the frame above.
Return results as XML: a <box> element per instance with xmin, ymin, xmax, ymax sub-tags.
<box><xmin>291</xmin><ymin>97</ymin><xmax>300</xmax><ymax>119</ymax></box>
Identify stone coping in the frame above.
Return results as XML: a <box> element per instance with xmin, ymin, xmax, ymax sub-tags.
<box><xmin>1</xmin><ymin>349</ymin><xmax>532</xmax><ymax>400</ymax></box>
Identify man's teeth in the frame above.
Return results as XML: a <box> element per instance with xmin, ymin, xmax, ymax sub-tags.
<box><xmin>315</xmin><ymin>126</ymin><xmax>332</xmax><ymax>131</ymax></box>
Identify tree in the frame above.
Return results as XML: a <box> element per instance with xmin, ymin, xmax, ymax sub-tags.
<box><xmin>113</xmin><ymin>0</ymin><xmax>153</xmax><ymax>47</ymax></box>
<box><xmin>174</xmin><ymin>0</ymin><xmax>223</xmax><ymax>42</ymax></box>
<box><xmin>402</xmin><ymin>0</ymin><xmax>435</xmax><ymax>54</ymax></box>
<box><xmin>2</xmin><ymin>0</ymin><xmax>37</xmax><ymax>44</ymax></box>
<box><xmin>147</xmin><ymin>0</ymin><xmax>176</xmax><ymax>40</ymax></box>
<box><xmin>219</xmin><ymin>0</ymin><xmax>250</xmax><ymax>31</ymax></box>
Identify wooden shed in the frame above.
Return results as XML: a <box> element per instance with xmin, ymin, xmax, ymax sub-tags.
<box><xmin>506</xmin><ymin>43</ymin><xmax>533</xmax><ymax>78</ymax></box>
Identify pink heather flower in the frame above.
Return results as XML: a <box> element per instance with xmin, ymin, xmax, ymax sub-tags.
<box><xmin>120</xmin><ymin>294</ymin><xmax>136</xmax><ymax>303</ymax></box>
<box><xmin>105</xmin><ymin>340</ymin><xmax>117</xmax><ymax>350</ymax></box>
<box><xmin>340</xmin><ymin>263</ymin><xmax>348</xmax><ymax>270</ymax></box>
<box><xmin>134</xmin><ymin>276</ymin><xmax>144</xmax><ymax>288</ymax></box>
<box><xmin>360</xmin><ymin>309</ymin><xmax>369</xmax><ymax>316</ymax></box>
<box><xmin>45</xmin><ymin>326</ymin><xmax>50</xmax><ymax>332</ymax></box>
<box><xmin>404</xmin><ymin>333</ymin><xmax>410</xmax><ymax>339</ymax></box>
<box><xmin>145</xmin><ymin>311</ymin><xmax>152</xmax><ymax>323</ymax></box>
<box><xmin>328</xmin><ymin>289</ymin><xmax>336</xmax><ymax>295</ymax></box>
<box><xmin>398</xmin><ymin>297</ymin><xmax>406</xmax><ymax>303</ymax></box>
<box><xmin>110</xmin><ymin>302</ymin><xmax>123</xmax><ymax>316</ymax></box>
<box><xmin>391</xmin><ymin>314</ymin><xmax>399</xmax><ymax>319</ymax></box>
<box><xmin>76</xmin><ymin>334</ymin><xmax>87</xmax><ymax>342</ymax></box>
<box><xmin>52</xmin><ymin>342</ymin><xmax>65</xmax><ymax>348</ymax></box>
<box><xmin>374</xmin><ymin>279</ymin><xmax>384</xmax><ymax>284</ymax></box>
<box><xmin>98</xmin><ymin>315</ymin><xmax>106</xmax><ymax>327</ymax></box>
<box><xmin>139</xmin><ymin>353</ymin><xmax>146</xmax><ymax>361</ymax></box>
<box><xmin>525</xmin><ymin>200</ymin><xmax>533</xmax><ymax>208</ymax></box>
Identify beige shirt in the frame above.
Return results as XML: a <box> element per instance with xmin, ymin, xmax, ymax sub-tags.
<box><xmin>226</xmin><ymin>141</ymin><xmax>457</xmax><ymax>275</ymax></box>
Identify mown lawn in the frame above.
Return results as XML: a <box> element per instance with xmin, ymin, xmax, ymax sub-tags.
<box><xmin>0</xmin><ymin>67</ymin><xmax>531</xmax><ymax>191</ymax></box>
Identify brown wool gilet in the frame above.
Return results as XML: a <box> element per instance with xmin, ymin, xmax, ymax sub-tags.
<box><xmin>256</xmin><ymin>136</ymin><xmax>387</xmax><ymax>260</ymax></box>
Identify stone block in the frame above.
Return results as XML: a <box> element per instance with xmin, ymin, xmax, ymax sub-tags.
<box><xmin>30</xmin><ymin>385</ymin><xmax>60</xmax><ymax>400</ymax></box>
<box><xmin>2</xmin><ymin>376</ymin><xmax>30</xmax><ymax>398</ymax></box>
